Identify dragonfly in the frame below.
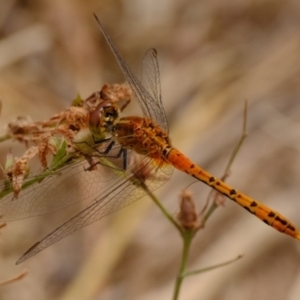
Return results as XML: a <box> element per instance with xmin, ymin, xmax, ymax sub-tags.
<box><xmin>1</xmin><ymin>15</ymin><xmax>300</xmax><ymax>265</ymax></box>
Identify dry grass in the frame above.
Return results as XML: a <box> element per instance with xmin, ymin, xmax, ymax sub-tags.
<box><xmin>1</xmin><ymin>1</ymin><xmax>300</xmax><ymax>299</ymax></box>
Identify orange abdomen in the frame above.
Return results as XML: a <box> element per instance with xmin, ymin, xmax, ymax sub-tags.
<box><xmin>166</xmin><ymin>147</ymin><xmax>300</xmax><ymax>240</ymax></box>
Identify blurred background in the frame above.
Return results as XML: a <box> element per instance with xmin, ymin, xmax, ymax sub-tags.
<box><xmin>1</xmin><ymin>0</ymin><xmax>300</xmax><ymax>299</ymax></box>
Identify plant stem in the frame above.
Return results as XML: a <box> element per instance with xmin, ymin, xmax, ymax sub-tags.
<box><xmin>172</xmin><ymin>230</ymin><xmax>194</xmax><ymax>300</ymax></box>
<box><xmin>183</xmin><ymin>254</ymin><xmax>243</xmax><ymax>277</ymax></box>
<box><xmin>140</xmin><ymin>182</ymin><xmax>182</xmax><ymax>232</ymax></box>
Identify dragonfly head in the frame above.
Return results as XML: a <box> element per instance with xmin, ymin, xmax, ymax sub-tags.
<box><xmin>89</xmin><ymin>100</ymin><xmax>120</xmax><ymax>136</ymax></box>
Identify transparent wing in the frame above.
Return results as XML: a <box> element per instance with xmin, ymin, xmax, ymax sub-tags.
<box><xmin>0</xmin><ymin>141</ymin><xmax>125</xmax><ymax>221</ymax></box>
<box><xmin>141</xmin><ymin>49</ymin><xmax>168</xmax><ymax>133</ymax></box>
<box><xmin>16</xmin><ymin>154</ymin><xmax>173</xmax><ymax>264</ymax></box>
<box><xmin>94</xmin><ymin>15</ymin><xmax>168</xmax><ymax>132</ymax></box>
<box><xmin>7</xmin><ymin>16</ymin><xmax>175</xmax><ymax>263</ymax></box>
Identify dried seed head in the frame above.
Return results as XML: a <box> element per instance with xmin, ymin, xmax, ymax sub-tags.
<box><xmin>7</xmin><ymin>116</ymin><xmax>35</xmax><ymax>135</ymax></box>
<box><xmin>177</xmin><ymin>190</ymin><xmax>201</xmax><ymax>230</ymax></box>
<box><xmin>100</xmin><ymin>83</ymin><xmax>132</xmax><ymax>112</ymax></box>
<box><xmin>10</xmin><ymin>147</ymin><xmax>38</xmax><ymax>197</ymax></box>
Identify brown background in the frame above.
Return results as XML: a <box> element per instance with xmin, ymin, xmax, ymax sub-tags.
<box><xmin>1</xmin><ymin>0</ymin><xmax>300</xmax><ymax>299</ymax></box>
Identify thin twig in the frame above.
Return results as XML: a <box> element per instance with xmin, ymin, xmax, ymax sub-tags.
<box><xmin>183</xmin><ymin>254</ymin><xmax>243</xmax><ymax>277</ymax></box>
<box><xmin>0</xmin><ymin>270</ymin><xmax>28</xmax><ymax>286</ymax></box>
<box><xmin>203</xmin><ymin>101</ymin><xmax>248</xmax><ymax>223</ymax></box>
<box><xmin>140</xmin><ymin>182</ymin><xmax>182</xmax><ymax>232</ymax></box>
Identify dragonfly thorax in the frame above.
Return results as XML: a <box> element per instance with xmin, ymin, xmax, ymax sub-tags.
<box><xmin>112</xmin><ymin>116</ymin><xmax>172</xmax><ymax>159</ymax></box>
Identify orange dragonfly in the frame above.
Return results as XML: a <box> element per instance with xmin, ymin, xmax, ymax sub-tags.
<box><xmin>92</xmin><ymin>14</ymin><xmax>300</xmax><ymax>243</ymax></box>
<box><xmin>1</xmin><ymin>16</ymin><xmax>299</xmax><ymax>264</ymax></box>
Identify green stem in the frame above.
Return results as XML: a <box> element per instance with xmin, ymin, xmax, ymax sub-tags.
<box><xmin>172</xmin><ymin>230</ymin><xmax>194</xmax><ymax>300</ymax></box>
<box><xmin>203</xmin><ymin>202</ymin><xmax>218</xmax><ymax>223</ymax></box>
<box><xmin>140</xmin><ymin>183</ymin><xmax>182</xmax><ymax>232</ymax></box>
<box><xmin>183</xmin><ymin>254</ymin><xmax>243</xmax><ymax>277</ymax></box>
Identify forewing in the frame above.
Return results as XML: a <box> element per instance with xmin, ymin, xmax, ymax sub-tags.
<box><xmin>94</xmin><ymin>15</ymin><xmax>168</xmax><ymax>131</ymax></box>
<box><xmin>141</xmin><ymin>49</ymin><xmax>168</xmax><ymax>132</ymax></box>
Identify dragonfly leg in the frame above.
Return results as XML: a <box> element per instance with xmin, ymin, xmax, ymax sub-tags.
<box><xmin>85</xmin><ymin>140</ymin><xmax>127</xmax><ymax>171</ymax></box>
<box><xmin>98</xmin><ymin>144</ymin><xmax>127</xmax><ymax>170</ymax></box>
<box><xmin>122</xmin><ymin>148</ymin><xmax>127</xmax><ymax>170</ymax></box>
<box><xmin>99</xmin><ymin>140</ymin><xmax>116</xmax><ymax>155</ymax></box>
<box><xmin>93</xmin><ymin>140</ymin><xmax>127</xmax><ymax>168</ymax></box>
